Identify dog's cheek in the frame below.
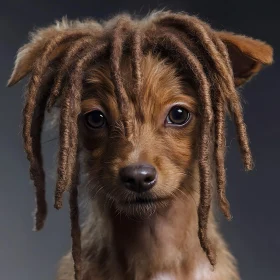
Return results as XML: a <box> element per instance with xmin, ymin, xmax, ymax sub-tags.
<box><xmin>164</xmin><ymin>133</ymin><xmax>195</xmax><ymax>169</ymax></box>
<box><xmin>78</xmin><ymin>128</ymin><xmax>109</xmax><ymax>177</ymax></box>
<box><xmin>93</xmin><ymin>138</ymin><xmax>132</xmax><ymax>186</ymax></box>
<box><xmin>153</xmin><ymin>130</ymin><xmax>197</xmax><ymax>193</ymax></box>
<box><xmin>154</xmin><ymin>157</ymin><xmax>184</xmax><ymax>194</ymax></box>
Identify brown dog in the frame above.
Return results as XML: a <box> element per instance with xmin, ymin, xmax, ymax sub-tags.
<box><xmin>8</xmin><ymin>11</ymin><xmax>273</xmax><ymax>280</ymax></box>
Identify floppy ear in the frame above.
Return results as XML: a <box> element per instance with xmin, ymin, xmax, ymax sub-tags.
<box><xmin>7</xmin><ymin>25</ymin><xmax>69</xmax><ymax>87</ymax></box>
<box><xmin>217</xmin><ymin>31</ymin><xmax>273</xmax><ymax>87</ymax></box>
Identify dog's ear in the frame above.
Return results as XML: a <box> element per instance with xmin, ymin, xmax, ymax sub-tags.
<box><xmin>7</xmin><ymin>26</ymin><xmax>66</xmax><ymax>87</ymax></box>
<box><xmin>217</xmin><ymin>31</ymin><xmax>273</xmax><ymax>87</ymax></box>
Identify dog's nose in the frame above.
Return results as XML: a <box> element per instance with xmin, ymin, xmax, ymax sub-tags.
<box><xmin>119</xmin><ymin>164</ymin><xmax>157</xmax><ymax>193</ymax></box>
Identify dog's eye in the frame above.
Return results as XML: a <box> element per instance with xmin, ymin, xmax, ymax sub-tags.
<box><xmin>166</xmin><ymin>106</ymin><xmax>191</xmax><ymax>126</ymax></box>
<box><xmin>84</xmin><ymin>110</ymin><xmax>107</xmax><ymax>129</ymax></box>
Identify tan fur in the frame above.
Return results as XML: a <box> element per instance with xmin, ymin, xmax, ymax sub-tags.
<box><xmin>8</xmin><ymin>11</ymin><xmax>273</xmax><ymax>280</ymax></box>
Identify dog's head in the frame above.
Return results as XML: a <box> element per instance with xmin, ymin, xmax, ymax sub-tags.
<box><xmin>8</xmin><ymin>11</ymin><xmax>273</xmax><ymax>271</ymax></box>
<box><xmin>79</xmin><ymin>54</ymin><xmax>199</xmax><ymax>216</ymax></box>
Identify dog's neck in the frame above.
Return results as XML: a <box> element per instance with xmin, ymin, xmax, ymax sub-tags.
<box><xmin>82</xmin><ymin>184</ymin><xmax>238</xmax><ymax>280</ymax></box>
<box><xmin>108</xmin><ymin>192</ymin><xmax>211</xmax><ymax>280</ymax></box>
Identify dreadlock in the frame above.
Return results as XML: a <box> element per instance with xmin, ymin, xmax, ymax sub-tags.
<box><xmin>110</xmin><ymin>16</ymin><xmax>134</xmax><ymax>136</ymax></box>
<box><xmin>18</xmin><ymin>11</ymin><xmax>253</xmax><ymax>279</ymax></box>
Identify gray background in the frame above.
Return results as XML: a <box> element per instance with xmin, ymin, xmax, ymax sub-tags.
<box><xmin>1</xmin><ymin>0</ymin><xmax>279</xmax><ymax>279</ymax></box>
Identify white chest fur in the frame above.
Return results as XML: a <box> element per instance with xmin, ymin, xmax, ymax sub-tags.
<box><xmin>192</xmin><ymin>262</ymin><xmax>213</xmax><ymax>280</ymax></box>
<box><xmin>153</xmin><ymin>273</ymin><xmax>176</xmax><ymax>280</ymax></box>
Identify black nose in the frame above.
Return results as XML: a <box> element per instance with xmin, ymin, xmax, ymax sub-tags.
<box><xmin>119</xmin><ymin>164</ymin><xmax>157</xmax><ymax>193</ymax></box>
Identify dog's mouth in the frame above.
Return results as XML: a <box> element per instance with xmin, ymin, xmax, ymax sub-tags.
<box><xmin>110</xmin><ymin>194</ymin><xmax>172</xmax><ymax>216</ymax></box>
<box><xmin>121</xmin><ymin>196</ymin><xmax>170</xmax><ymax>205</ymax></box>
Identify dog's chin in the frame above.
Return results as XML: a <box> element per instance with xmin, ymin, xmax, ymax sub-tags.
<box><xmin>113</xmin><ymin>196</ymin><xmax>171</xmax><ymax>218</ymax></box>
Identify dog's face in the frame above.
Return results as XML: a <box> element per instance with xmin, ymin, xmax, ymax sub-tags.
<box><xmin>7</xmin><ymin>14</ymin><xmax>273</xmax><ymax>221</ymax></box>
<box><xmin>79</xmin><ymin>54</ymin><xmax>199</xmax><ymax>216</ymax></box>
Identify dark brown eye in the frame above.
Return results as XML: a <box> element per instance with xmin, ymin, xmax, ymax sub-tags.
<box><xmin>166</xmin><ymin>106</ymin><xmax>191</xmax><ymax>126</ymax></box>
<box><xmin>84</xmin><ymin>110</ymin><xmax>106</xmax><ymax>129</ymax></box>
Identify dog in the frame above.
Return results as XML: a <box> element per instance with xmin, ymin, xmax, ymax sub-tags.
<box><xmin>8</xmin><ymin>11</ymin><xmax>273</xmax><ymax>280</ymax></box>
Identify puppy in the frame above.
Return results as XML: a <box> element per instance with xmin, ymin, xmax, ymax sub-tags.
<box><xmin>8</xmin><ymin>11</ymin><xmax>273</xmax><ymax>280</ymax></box>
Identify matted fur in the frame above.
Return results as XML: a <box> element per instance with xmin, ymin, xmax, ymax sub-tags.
<box><xmin>8</xmin><ymin>11</ymin><xmax>273</xmax><ymax>280</ymax></box>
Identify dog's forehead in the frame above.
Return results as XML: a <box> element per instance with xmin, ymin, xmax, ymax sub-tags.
<box><xmin>84</xmin><ymin>53</ymin><xmax>197</xmax><ymax>109</ymax></box>
<box><xmin>135</xmin><ymin>54</ymin><xmax>190</xmax><ymax>104</ymax></box>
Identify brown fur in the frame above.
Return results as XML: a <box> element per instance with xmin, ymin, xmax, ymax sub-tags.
<box><xmin>8</xmin><ymin>11</ymin><xmax>273</xmax><ymax>280</ymax></box>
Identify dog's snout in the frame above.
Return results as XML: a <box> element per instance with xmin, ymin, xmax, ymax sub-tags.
<box><xmin>119</xmin><ymin>164</ymin><xmax>157</xmax><ymax>193</ymax></box>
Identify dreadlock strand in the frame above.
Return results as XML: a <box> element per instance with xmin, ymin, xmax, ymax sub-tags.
<box><xmin>110</xmin><ymin>17</ymin><xmax>133</xmax><ymax>135</ymax></box>
<box><xmin>51</xmin><ymin>38</ymin><xmax>105</xmax><ymax>209</ymax></box>
<box><xmin>29</xmin><ymin>89</ymin><xmax>49</xmax><ymax>231</ymax></box>
<box><xmin>47</xmin><ymin>36</ymin><xmax>97</xmax><ymax>111</ymax></box>
<box><xmin>54</xmin><ymin>41</ymin><xmax>108</xmax><ymax>209</ymax></box>
<box><xmin>232</xmin><ymin>106</ymin><xmax>254</xmax><ymax>170</ymax></box>
<box><xmin>214</xmin><ymin>94</ymin><xmax>231</xmax><ymax>220</ymax></box>
<box><xmin>22</xmin><ymin>76</ymin><xmax>47</xmax><ymax>230</ymax></box>
<box><xmin>131</xmin><ymin>28</ymin><xmax>143</xmax><ymax>95</ymax></box>
<box><xmin>22</xmin><ymin>82</ymin><xmax>47</xmax><ymax>231</ymax></box>
<box><xmin>149</xmin><ymin>30</ymin><xmax>215</xmax><ymax>265</ymax></box>
<box><xmin>54</xmin><ymin>85</ymin><xmax>72</xmax><ymax>209</ymax></box>
<box><xmin>131</xmin><ymin>28</ymin><xmax>144</xmax><ymax>121</ymax></box>
<box><xmin>65</xmin><ymin>42</ymin><xmax>109</xmax><ymax>279</ymax></box>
